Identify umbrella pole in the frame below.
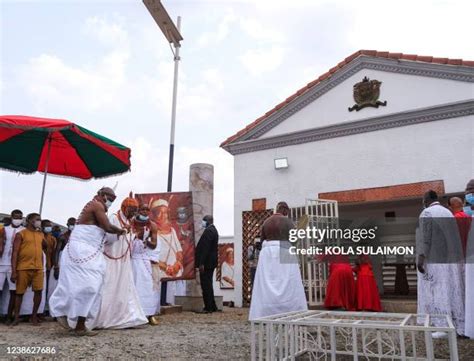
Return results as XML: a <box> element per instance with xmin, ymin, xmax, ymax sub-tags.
<box><xmin>39</xmin><ymin>134</ymin><xmax>52</xmax><ymax>215</ymax></box>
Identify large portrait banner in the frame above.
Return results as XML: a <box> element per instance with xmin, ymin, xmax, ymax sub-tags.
<box><xmin>136</xmin><ymin>192</ymin><xmax>195</xmax><ymax>281</ymax></box>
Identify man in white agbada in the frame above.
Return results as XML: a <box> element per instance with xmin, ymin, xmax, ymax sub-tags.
<box><xmin>463</xmin><ymin>179</ymin><xmax>474</xmax><ymax>339</ymax></box>
<box><xmin>49</xmin><ymin>187</ymin><xmax>126</xmax><ymax>336</ymax></box>
<box><xmin>131</xmin><ymin>203</ymin><xmax>160</xmax><ymax>325</ymax></box>
<box><xmin>93</xmin><ymin>193</ymin><xmax>148</xmax><ymax>329</ymax></box>
<box><xmin>417</xmin><ymin>190</ymin><xmax>465</xmax><ymax>338</ymax></box>
<box><xmin>151</xmin><ymin>199</ymin><xmax>184</xmax><ymax>305</ymax></box>
<box><xmin>249</xmin><ymin>202</ymin><xmax>308</xmax><ymax>321</ymax></box>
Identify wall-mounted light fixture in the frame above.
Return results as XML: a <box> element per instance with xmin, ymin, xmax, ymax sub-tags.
<box><xmin>274</xmin><ymin>157</ymin><xmax>289</xmax><ymax>170</ymax></box>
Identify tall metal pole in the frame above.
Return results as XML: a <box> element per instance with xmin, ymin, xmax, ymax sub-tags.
<box><xmin>167</xmin><ymin>16</ymin><xmax>181</xmax><ymax>192</ymax></box>
<box><xmin>39</xmin><ymin>134</ymin><xmax>52</xmax><ymax>215</ymax></box>
<box><xmin>162</xmin><ymin>16</ymin><xmax>181</xmax><ymax>306</ymax></box>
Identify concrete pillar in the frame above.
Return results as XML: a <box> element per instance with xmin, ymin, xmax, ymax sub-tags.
<box><xmin>186</xmin><ymin>163</ymin><xmax>214</xmax><ymax>297</ymax></box>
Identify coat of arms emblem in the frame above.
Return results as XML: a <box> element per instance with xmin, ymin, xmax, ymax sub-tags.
<box><xmin>348</xmin><ymin>76</ymin><xmax>387</xmax><ymax>112</ymax></box>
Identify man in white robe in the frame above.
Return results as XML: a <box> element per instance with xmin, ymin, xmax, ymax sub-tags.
<box><xmin>249</xmin><ymin>202</ymin><xmax>308</xmax><ymax>321</ymax></box>
<box><xmin>417</xmin><ymin>190</ymin><xmax>465</xmax><ymax>337</ymax></box>
<box><xmin>93</xmin><ymin>194</ymin><xmax>148</xmax><ymax>329</ymax></box>
<box><xmin>49</xmin><ymin>187</ymin><xmax>126</xmax><ymax>336</ymax></box>
<box><xmin>464</xmin><ymin>179</ymin><xmax>474</xmax><ymax>338</ymax></box>
<box><xmin>131</xmin><ymin>204</ymin><xmax>160</xmax><ymax>325</ymax></box>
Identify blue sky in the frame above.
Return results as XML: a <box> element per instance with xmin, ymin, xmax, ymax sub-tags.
<box><xmin>1</xmin><ymin>0</ymin><xmax>473</xmax><ymax>234</ymax></box>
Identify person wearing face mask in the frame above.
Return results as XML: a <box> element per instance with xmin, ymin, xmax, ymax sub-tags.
<box><xmin>51</xmin><ymin>226</ymin><xmax>61</xmax><ymax>241</ymax></box>
<box><xmin>0</xmin><ymin>210</ymin><xmax>24</xmax><ymax>324</ymax></box>
<box><xmin>49</xmin><ymin>187</ymin><xmax>126</xmax><ymax>336</ymax></box>
<box><xmin>195</xmin><ymin>215</ymin><xmax>219</xmax><ymax>313</ymax></box>
<box><xmin>41</xmin><ymin>220</ymin><xmax>57</xmax><ymax>306</ymax></box>
<box><xmin>53</xmin><ymin>218</ymin><xmax>76</xmax><ymax>276</ymax></box>
<box><xmin>93</xmin><ymin>192</ymin><xmax>147</xmax><ymax>329</ymax></box>
<box><xmin>464</xmin><ymin>181</ymin><xmax>474</xmax><ymax>218</ymax></box>
<box><xmin>55</xmin><ymin>218</ymin><xmax>76</xmax><ymax>259</ymax></box>
<box><xmin>131</xmin><ymin>204</ymin><xmax>160</xmax><ymax>325</ymax></box>
<box><xmin>10</xmin><ymin>213</ymin><xmax>47</xmax><ymax>326</ymax></box>
<box><xmin>464</xmin><ymin>179</ymin><xmax>474</xmax><ymax>339</ymax></box>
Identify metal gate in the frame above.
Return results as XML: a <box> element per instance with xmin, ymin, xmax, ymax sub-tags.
<box><xmin>291</xmin><ymin>199</ymin><xmax>339</xmax><ymax>307</ymax></box>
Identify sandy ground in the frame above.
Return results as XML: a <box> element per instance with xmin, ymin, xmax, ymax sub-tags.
<box><xmin>0</xmin><ymin>308</ymin><xmax>473</xmax><ymax>360</ymax></box>
<box><xmin>0</xmin><ymin>308</ymin><xmax>250</xmax><ymax>360</ymax></box>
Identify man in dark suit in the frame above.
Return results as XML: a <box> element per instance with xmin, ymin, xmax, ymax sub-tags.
<box><xmin>195</xmin><ymin>215</ymin><xmax>219</xmax><ymax>313</ymax></box>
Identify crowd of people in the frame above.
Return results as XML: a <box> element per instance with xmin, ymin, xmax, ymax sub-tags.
<box><xmin>2</xmin><ymin>178</ymin><xmax>474</xmax><ymax>342</ymax></box>
<box><xmin>0</xmin><ymin>187</ymin><xmax>220</xmax><ymax>336</ymax></box>
<box><xmin>0</xmin><ymin>210</ymin><xmax>76</xmax><ymax>325</ymax></box>
<box><xmin>248</xmin><ymin>178</ymin><xmax>474</xmax><ymax>341</ymax></box>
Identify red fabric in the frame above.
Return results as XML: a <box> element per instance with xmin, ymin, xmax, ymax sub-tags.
<box><xmin>324</xmin><ymin>263</ymin><xmax>356</xmax><ymax>311</ymax></box>
<box><xmin>0</xmin><ymin>115</ymin><xmax>72</xmax><ymax>130</ymax></box>
<box><xmin>454</xmin><ymin>211</ymin><xmax>472</xmax><ymax>257</ymax></box>
<box><xmin>354</xmin><ymin>263</ymin><xmax>382</xmax><ymax>312</ymax></box>
<box><xmin>0</xmin><ymin>127</ymin><xmax>25</xmax><ymax>142</ymax></box>
<box><xmin>37</xmin><ymin>131</ymin><xmax>92</xmax><ymax>179</ymax></box>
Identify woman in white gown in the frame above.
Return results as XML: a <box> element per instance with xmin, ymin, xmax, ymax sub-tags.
<box><xmin>92</xmin><ymin>196</ymin><xmax>147</xmax><ymax>329</ymax></box>
<box><xmin>131</xmin><ymin>204</ymin><xmax>160</xmax><ymax>324</ymax></box>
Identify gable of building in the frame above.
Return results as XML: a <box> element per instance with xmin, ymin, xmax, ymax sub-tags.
<box><xmin>221</xmin><ymin>50</ymin><xmax>474</xmax><ymax>155</ymax></box>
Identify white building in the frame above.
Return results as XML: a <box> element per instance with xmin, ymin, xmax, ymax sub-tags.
<box><xmin>221</xmin><ymin>50</ymin><xmax>474</xmax><ymax>307</ymax></box>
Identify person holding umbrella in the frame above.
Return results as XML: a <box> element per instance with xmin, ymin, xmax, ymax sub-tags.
<box><xmin>49</xmin><ymin>187</ymin><xmax>126</xmax><ymax>336</ymax></box>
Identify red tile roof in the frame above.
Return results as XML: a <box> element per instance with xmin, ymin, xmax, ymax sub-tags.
<box><xmin>220</xmin><ymin>50</ymin><xmax>474</xmax><ymax>147</ymax></box>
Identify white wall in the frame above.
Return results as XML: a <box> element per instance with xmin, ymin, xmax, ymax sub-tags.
<box><xmin>213</xmin><ymin>235</ymin><xmax>236</xmax><ymax>304</ymax></box>
<box><xmin>264</xmin><ymin>69</ymin><xmax>474</xmax><ymax>138</ymax></box>
<box><xmin>232</xmin><ymin>115</ymin><xmax>474</xmax><ymax>306</ymax></box>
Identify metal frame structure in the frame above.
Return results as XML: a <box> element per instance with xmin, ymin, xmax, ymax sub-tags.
<box><xmin>297</xmin><ymin>199</ymin><xmax>339</xmax><ymax>306</ymax></box>
<box><xmin>251</xmin><ymin>311</ymin><xmax>459</xmax><ymax>361</ymax></box>
<box><xmin>251</xmin><ymin>310</ymin><xmax>459</xmax><ymax>361</ymax></box>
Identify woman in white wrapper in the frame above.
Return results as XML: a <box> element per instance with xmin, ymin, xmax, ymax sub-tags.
<box><xmin>49</xmin><ymin>187</ymin><xmax>126</xmax><ymax>336</ymax></box>
<box><xmin>131</xmin><ymin>204</ymin><xmax>161</xmax><ymax>325</ymax></box>
<box><xmin>93</xmin><ymin>193</ymin><xmax>148</xmax><ymax>329</ymax></box>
